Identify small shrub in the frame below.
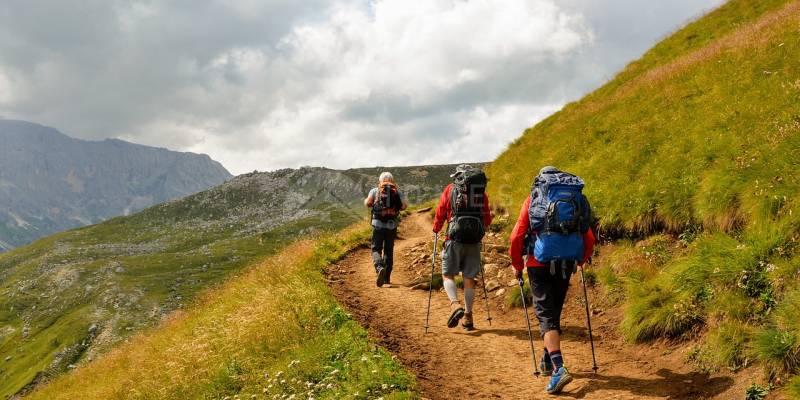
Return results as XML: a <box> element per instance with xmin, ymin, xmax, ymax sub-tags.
<box><xmin>753</xmin><ymin>290</ymin><xmax>800</xmax><ymax>376</ymax></box>
<box><xmin>737</xmin><ymin>261</ymin><xmax>774</xmax><ymax>310</ymax></box>
<box><xmin>621</xmin><ymin>280</ymin><xmax>704</xmax><ymax>342</ymax></box>
<box><xmin>505</xmin><ymin>284</ymin><xmax>532</xmax><ymax>308</ymax></box>
<box><xmin>582</xmin><ymin>269</ymin><xmax>597</xmax><ymax>286</ymax></box>
<box><xmin>678</xmin><ymin>225</ymin><xmax>702</xmax><ymax>246</ymax></box>
<box><xmin>685</xmin><ymin>345</ymin><xmax>715</xmax><ymax>374</ymax></box>
<box><xmin>488</xmin><ymin>216</ymin><xmax>510</xmax><ymax>233</ymax></box>
<box><xmin>753</xmin><ymin>329</ymin><xmax>800</xmax><ymax>375</ymax></box>
<box><xmin>744</xmin><ymin>383</ymin><xmax>771</xmax><ymax>400</ymax></box>
<box><xmin>706</xmin><ymin>321</ymin><xmax>752</xmax><ymax>371</ymax></box>
<box><xmin>637</xmin><ymin>234</ymin><xmax>676</xmax><ymax>266</ymax></box>
<box><xmin>430</xmin><ymin>273</ymin><xmax>443</xmax><ymax>290</ymax></box>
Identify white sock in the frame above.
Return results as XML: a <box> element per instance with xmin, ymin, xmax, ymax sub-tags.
<box><xmin>443</xmin><ymin>279</ymin><xmax>459</xmax><ymax>303</ymax></box>
<box><xmin>464</xmin><ymin>288</ymin><xmax>475</xmax><ymax>313</ymax></box>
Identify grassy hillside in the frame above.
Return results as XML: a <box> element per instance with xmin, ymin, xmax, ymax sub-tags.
<box><xmin>0</xmin><ymin>164</ymin><xmax>456</xmax><ymax>398</ymax></box>
<box><xmin>487</xmin><ymin>0</ymin><xmax>800</xmax><ymax>391</ymax></box>
<box><xmin>27</xmin><ymin>226</ymin><xmax>415</xmax><ymax>399</ymax></box>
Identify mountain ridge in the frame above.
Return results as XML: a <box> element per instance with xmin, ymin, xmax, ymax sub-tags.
<box><xmin>0</xmin><ymin>119</ymin><xmax>233</xmax><ymax>251</ymax></box>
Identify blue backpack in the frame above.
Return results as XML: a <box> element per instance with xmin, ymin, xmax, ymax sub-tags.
<box><xmin>528</xmin><ymin>168</ymin><xmax>591</xmax><ymax>263</ymax></box>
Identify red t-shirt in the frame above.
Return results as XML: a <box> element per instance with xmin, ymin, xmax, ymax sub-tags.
<box><xmin>509</xmin><ymin>195</ymin><xmax>595</xmax><ymax>271</ymax></box>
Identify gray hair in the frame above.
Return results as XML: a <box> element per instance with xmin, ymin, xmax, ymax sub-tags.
<box><xmin>379</xmin><ymin>172</ymin><xmax>394</xmax><ymax>183</ymax></box>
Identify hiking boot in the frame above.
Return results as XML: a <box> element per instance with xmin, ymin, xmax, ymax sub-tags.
<box><xmin>462</xmin><ymin>312</ymin><xmax>474</xmax><ymax>331</ymax></box>
<box><xmin>540</xmin><ymin>356</ymin><xmax>553</xmax><ymax>377</ymax></box>
<box><xmin>376</xmin><ymin>267</ymin><xmax>387</xmax><ymax>287</ymax></box>
<box><xmin>447</xmin><ymin>302</ymin><xmax>465</xmax><ymax>328</ymax></box>
<box><xmin>546</xmin><ymin>367</ymin><xmax>573</xmax><ymax>394</ymax></box>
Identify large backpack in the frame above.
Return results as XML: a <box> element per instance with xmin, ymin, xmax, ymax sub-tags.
<box><xmin>447</xmin><ymin>168</ymin><xmax>487</xmax><ymax>244</ymax></box>
<box><xmin>372</xmin><ymin>183</ymin><xmax>402</xmax><ymax>223</ymax></box>
<box><xmin>528</xmin><ymin>168</ymin><xmax>591</xmax><ymax>262</ymax></box>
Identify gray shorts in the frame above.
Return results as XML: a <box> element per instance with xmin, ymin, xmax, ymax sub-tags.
<box><xmin>441</xmin><ymin>240</ymin><xmax>481</xmax><ymax>279</ymax></box>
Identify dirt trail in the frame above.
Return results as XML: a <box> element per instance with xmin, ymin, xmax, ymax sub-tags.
<box><xmin>327</xmin><ymin>212</ymin><xmax>743</xmax><ymax>399</ymax></box>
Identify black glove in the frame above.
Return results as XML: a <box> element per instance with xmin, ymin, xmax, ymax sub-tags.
<box><xmin>514</xmin><ymin>269</ymin><xmax>523</xmax><ymax>281</ymax></box>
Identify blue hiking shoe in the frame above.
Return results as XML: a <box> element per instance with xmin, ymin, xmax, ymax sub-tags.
<box><xmin>540</xmin><ymin>357</ymin><xmax>553</xmax><ymax>377</ymax></box>
<box><xmin>546</xmin><ymin>367</ymin><xmax>573</xmax><ymax>394</ymax></box>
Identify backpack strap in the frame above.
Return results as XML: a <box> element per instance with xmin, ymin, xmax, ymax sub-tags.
<box><xmin>449</xmin><ymin>185</ymin><xmax>458</xmax><ymax>222</ymax></box>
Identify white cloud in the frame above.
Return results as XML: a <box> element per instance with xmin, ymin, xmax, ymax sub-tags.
<box><xmin>0</xmin><ymin>68</ymin><xmax>12</xmax><ymax>104</ymax></box>
<box><xmin>198</xmin><ymin>0</ymin><xmax>592</xmax><ymax>173</ymax></box>
<box><xmin>0</xmin><ymin>0</ymin><xmax>725</xmax><ymax>174</ymax></box>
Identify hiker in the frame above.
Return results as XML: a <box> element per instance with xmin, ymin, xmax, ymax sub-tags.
<box><xmin>509</xmin><ymin>166</ymin><xmax>595</xmax><ymax>394</ymax></box>
<box><xmin>432</xmin><ymin>164</ymin><xmax>492</xmax><ymax>330</ymax></box>
<box><xmin>365</xmin><ymin>172</ymin><xmax>408</xmax><ymax>287</ymax></box>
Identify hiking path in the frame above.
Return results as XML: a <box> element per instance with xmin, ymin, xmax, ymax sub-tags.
<box><xmin>326</xmin><ymin>211</ymin><xmax>749</xmax><ymax>399</ymax></box>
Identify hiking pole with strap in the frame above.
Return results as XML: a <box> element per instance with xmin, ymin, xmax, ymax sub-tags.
<box><xmin>581</xmin><ymin>258</ymin><xmax>599</xmax><ymax>373</ymax></box>
<box><xmin>518</xmin><ymin>276</ymin><xmax>540</xmax><ymax>377</ymax></box>
<box><xmin>424</xmin><ymin>233</ymin><xmax>439</xmax><ymax>334</ymax></box>
<box><xmin>479</xmin><ymin>242</ymin><xmax>492</xmax><ymax>326</ymax></box>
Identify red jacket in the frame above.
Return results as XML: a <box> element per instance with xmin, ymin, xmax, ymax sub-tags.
<box><xmin>509</xmin><ymin>195</ymin><xmax>595</xmax><ymax>271</ymax></box>
<box><xmin>433</xmin><ymin>183</ymin><xmax>493</xmax><ymax>238</ymax></box>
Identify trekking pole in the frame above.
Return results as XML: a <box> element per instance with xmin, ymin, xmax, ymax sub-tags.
<box><xmin>581</xmin><ymin>258</ymin><xmax>599</xmax><ymax>373</ymax></box>
<box><xmin>479</xmin><ymin>243</ymin><xmax>492</xmax><ymax>326</ymax></box>
<box><xmin>518</xmin><ymin>276</ymin><xmax>540</xmax><ymax>377</ymax></box>
<box><xmin>424</xmin><ymin>233</ymin><xmax>439</xmax><ymax>334</ymax></box>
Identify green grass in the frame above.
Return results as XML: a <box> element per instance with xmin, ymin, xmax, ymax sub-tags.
<box><xmin>0</xmin><ymin>166</ymin><xmax>453</xmax><ymax>396</ymax></box>
<box><xmin>0</xmin><ymin>216</ymin><xmax>302</xmax><ymax>398</ymax></box>
<box><xmin>484</xmin><ymin>0</ymin><xmax>800</xmax><ymax>386</ymax></box>
<box><xmin>26</xmin><ymin>226</ymin><xmax>416</xmax><ymax>399</ymax></box>
<box><xmin>505</xmin><ymin>283</ymin><xmax>532</xmax><ymax>308</ymax></box>
<box><xmin>787</xmin><ymin>375</ymin><xmax>800</xmax><ymax>398</ymax></box>
<box><xmin>753</xmin><ymin>289</ymin><xmax>800</xmax><ymax>377</ymax></box>
<box><xmin>706</xmin><ymin>321</ymin><xmax>753</xmax><ymax>371</ymax></box>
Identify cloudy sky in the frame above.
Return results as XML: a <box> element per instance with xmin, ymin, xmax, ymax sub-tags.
<box><xmin>0</xmin><ymin>0</ymin><xmax>724</xmax><ymax>174</ymax></box>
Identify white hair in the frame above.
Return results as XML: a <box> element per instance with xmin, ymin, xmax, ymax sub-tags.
<box><xmin>379</xmin><ymin>172</ymin><xmax>394</xmax><ymax>183</ymax></box>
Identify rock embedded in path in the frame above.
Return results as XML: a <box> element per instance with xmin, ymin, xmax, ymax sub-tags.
<box><xmin>482</xmin><ymin>263</ymin><xmax>503</xmax><ymax>275</ymax></box>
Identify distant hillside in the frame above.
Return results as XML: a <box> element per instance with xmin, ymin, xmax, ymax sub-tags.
<box><xmin>0</xmin><ymin>120</ymin><xmax>233</xmax><ymax>251</ymax></box>
<box><xmin>0</xmin><ymin>163</ymin><xmax>461</xmax><ymax>398</ymax></box>
<box><xmin>487</xmin><ymin>0</ymin><xmax>800</xmax><ymax>394</ymax></box>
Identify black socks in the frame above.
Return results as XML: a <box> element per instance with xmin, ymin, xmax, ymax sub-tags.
<box><xmin>549</xmin><ymin>350</ymin><xmax>564</xmax><ymax>370</ymax></box>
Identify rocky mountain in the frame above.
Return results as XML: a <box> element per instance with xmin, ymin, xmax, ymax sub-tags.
<box><xmin>0</xmin><ymin>162</ymin><xmax>469</xmax><ymax>397</ymax></box>
<box><xmin>0</xmin><ymin>119</ymin><xmax>233</xmax><ymax>252</ymax></box>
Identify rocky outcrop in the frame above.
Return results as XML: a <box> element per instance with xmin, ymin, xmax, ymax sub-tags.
<box><xmin>0</xmin><ymin>119</ymin><xmax>232</xmax><ymax>250</ymax></box>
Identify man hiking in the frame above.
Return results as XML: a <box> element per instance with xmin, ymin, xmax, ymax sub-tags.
<box><xmin>365</xmin><ymin>172</ymin><xmax>408</xmax><ymax>287</ymax></box>
<box><xmin>509</xmin><ymin>166</ymin><xmax>595</xmax><ymax>394</ymax></box>
<box><xmin>432</xmin><ymin>164</ymin><xmax>492</xmax><ymax>330</ymax></box>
